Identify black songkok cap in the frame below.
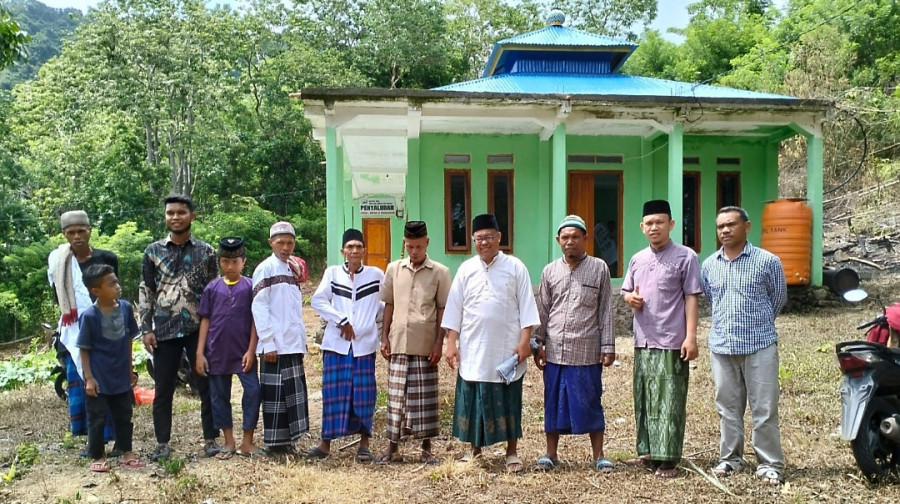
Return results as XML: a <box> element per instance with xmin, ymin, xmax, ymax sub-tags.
<box><xmin>342</xmin><ymin>228</ymin><xmax>365</xmax><ymax>247</ymax></box>
<box><xmin>218</xmin><ymin>236</ymin><xmax>246</xmax><ymax>258</ymax></box>
<box><xmin>472</xmin><ymin>214</ymin><xmax>499</xmax><ymax>233</ymax></box>
<box><xmin>642</xmin><ymin>199</ymin><xmax>672</xmax><ymax>218</ymax></box>
<box><xmin>404</xmin><ymin>221</ymin><xmax>428</xmax><ymax>238</ymax></box>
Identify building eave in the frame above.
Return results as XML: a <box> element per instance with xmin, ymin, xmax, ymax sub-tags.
<box><xmin>295</xmin><ymin>87</ymin><xmax>832</xmax><ymax>113</ymax></box>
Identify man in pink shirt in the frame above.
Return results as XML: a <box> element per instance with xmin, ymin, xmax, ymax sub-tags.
<box><xmin>621</xmin><ymin>199</ymin><xmax>701</xmax><ymax>478</ymax></box>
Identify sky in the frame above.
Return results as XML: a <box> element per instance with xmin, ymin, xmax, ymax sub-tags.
<box><xmin>39</xmin><ymin>0</ymin><xmax>789</xmax><ymax>43</ymax></box>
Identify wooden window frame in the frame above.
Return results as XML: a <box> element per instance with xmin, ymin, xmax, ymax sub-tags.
<box><xmin>444</xmin><ymin>169</ymin><xmax>472</xmax><ymax>253</ymax></box>
<box><xmin>683</xmin><ymin>171</ymin><xmax>701</xmax><ymax>253</ymax></box>
<box><xmin>488</xmin><ymin>170</ymin><xmax>514</xmax><ymax>253</ymax></box>
<box><xmin>716</xmin><ymin>171</ymin><xmax>742</xmax><ymax>212</ymax></box>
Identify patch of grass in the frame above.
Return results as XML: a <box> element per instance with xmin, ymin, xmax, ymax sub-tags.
<box><xmin>16</xmin><ymin>442</ymin><xmax>39</xmax><ymax>466</ymax></box>
<box><xmin>606</xmin><ymin>449</ymin><xmax>632</xmax><ymax>462</ymax></box>
<box><xmin>159</xmin><ymin>455</ymin><xmax>185</xmax><ymax>477</ymax></box>
<box><xmin>61</xmin><ymin>431</ymin><xmax>76</xmax><ymax>450</ymax></box>
<box><xmin>375</xmin><ymin>389</ymin><xmax>388</xmax><ymax>408</ymax></box>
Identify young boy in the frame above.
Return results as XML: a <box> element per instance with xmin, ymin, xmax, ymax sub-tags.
<box><xmin>195</xmin><ymin>237</ymin><xmax>264</xmax><ymax>459</ymax></box>
<box><xmin>77</xmin><ymin>264</ymin><xmax>145</xmax><ymax>472</ymax></box>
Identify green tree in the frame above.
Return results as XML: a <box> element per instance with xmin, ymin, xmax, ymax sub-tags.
<box><xmin>620</xmin><ymin>29</ymin><xmax>679</xmax><ymax>79</ymax></box>
<box><xmin>443</xmin><ymin>0</ymin><xmax>543</xmax><ymax>81</ymax></box>
<box><xmin>0</xmin><ymin>1</ymin><xmax>30</xmax><ymax>70</ymax></box>
<box><xmin>556</xmin><ymin>0</ymin><xmax>657</xmax><ymax>39</ymax></box>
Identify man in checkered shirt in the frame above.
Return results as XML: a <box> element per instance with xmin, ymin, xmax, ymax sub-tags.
<box><xmin>701</xmin><ymin>206</ymin><xmax>787</xmax><ymax>486</ymax></box>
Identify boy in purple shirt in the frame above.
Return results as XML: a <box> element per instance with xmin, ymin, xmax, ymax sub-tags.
<box><xmin>195</xmin><ymin>237</ymin><xmax>263</xmax><ymax>459</ymax></box>
<box><xmin>77</xmin><ymin>264</ymin><xmax>145</xmax><ymax>472</ymax></box>
<box><xmin>621</xmin><ymin>200</ymin><xmax>701</xmax><ymax>478</ymax></box>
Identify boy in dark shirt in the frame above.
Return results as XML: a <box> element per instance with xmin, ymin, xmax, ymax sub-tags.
<box><xmin>195</xmin><ymin>237</ymin><xmax>264</xmax><ymax>459</ymax></box>
<box><xmin>77</xmin><ymin>264</ymin><xmax>145</xmax><ymax>472</ymax></box>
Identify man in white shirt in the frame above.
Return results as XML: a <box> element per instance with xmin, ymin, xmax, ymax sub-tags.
<box><xmin>442</xmin><ymin>214</ymin><xmax>540</xmax><ymax>473</ymax></box>
<box><xmin>251</xmin><ymin>221</ymin><xmax>310</xmax><ymax>456</ymax></box>
<box><xmin>309</xmin><ymin>228</ymin><xmax>384</xmax><ymax>463</ymax></box>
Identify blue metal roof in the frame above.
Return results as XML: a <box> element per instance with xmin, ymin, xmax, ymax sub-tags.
<box><xmin>497</xmin><ymin>25</ymin><xmax>635</xmax><ymax>48</ymax></box>
<box><xmin>436</xmin><ymin>73</ymin><xmax>796</xmax><ymax>100</ymax></box>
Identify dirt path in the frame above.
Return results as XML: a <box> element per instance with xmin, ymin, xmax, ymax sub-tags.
<box><xmin>2</xmin><ymin>296</ymin><xmax>899</xmax><ymax>503</ymax></box>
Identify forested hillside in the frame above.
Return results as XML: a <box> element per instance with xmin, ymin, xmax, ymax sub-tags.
<box><xmin>0</xmin><ymin>0</ymin><xmax>898</xmax><ymax>342</ymax></box>
<box><xmin>0</xmin><ymin>0</ymin><xmax>82</xmax><ymax>89</ymax></box>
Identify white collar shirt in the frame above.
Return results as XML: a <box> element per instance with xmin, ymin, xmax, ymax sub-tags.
<box><xmin>441</xmin><ymin>252</ymin><xmax>541</xmax><ymax>383</ymax></box>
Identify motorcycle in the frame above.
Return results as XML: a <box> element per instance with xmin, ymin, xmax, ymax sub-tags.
<box><xmin>836</xmin><ymin>289</ymin><xmax>900</xmax><ymax>480</ymax></box>
<box><xmin>42</xmin><ymin>322</ymin><xmax>68</xmax><ymax>401</ymax></box>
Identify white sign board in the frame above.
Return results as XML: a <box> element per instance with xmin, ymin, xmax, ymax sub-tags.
<box><xmin>359</xmin><ymin>197</ymin><xmax>396</xmax><ymax>216</ymax></box>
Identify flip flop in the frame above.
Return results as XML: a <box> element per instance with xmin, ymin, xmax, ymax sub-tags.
<box><xmin>594</xmin><ymin>458</ymin><xmax>615</xmax><ymax>473</ymax></box>
<box><xmin>90</xmin><ymin>460</ymin><xmax>110</xmax><ymax>473</ymax></box>
<box><xmin>711</xmin><ymin>461</ymin><xmax>741</xmax><ymax>477</ymax></box>
<box><xmin>625</xmin><ymin>455</ymin><xmax>659</xmax><ymax>469</ymax></box>
<box><xmin>215</xmin><ymin>449</ymin><xmax>235</xmax><ymax>460</ymax></box>
<box><xmin>505</xmin><ymin>454</ymin><xmax>523</xmax><ymax>473</ymax></box>
<box><xmin>121</xmin><ymin>458</ymin><xmax>146</xmax><ymax>469</ymax></box>
<box><xmin>756</xmin><ymin>468</ymin><xmax>784</xmax><ymax>486</ymax></box>
<box><xmin>304</xmin><ymin>447</ymin><xmax>329</xmax><ymax>460</ymax></box>
<box><xmin>535</xmin><ymin>455</ymin><xmax>559</xmax><ymax>472</ymax></box>
<box><xmin>356</xmin><ymin>447</ymin><xmax>374</xmax><ymax>463</ymax></box>
<box><xmin>420</xmin><ymin>451</ymin><xmax>438</xmax><ymax>466</ymax></box>
<box><xmin>655</xmin><ymin>463</ymin><xmax>679</xmax><ymax>479</ymax></box>
<box><xmin>375</xmin><ymin>450</ymin><xmax>398</xmax><ymax>465</ymax></box>
<box><xmin>236</xmin><ymin>448</ymin><xmax>269</xmax><ymax>460</ymax></box>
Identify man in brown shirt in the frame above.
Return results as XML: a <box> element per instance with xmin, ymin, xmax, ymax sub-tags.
<box><xmin>376</xmin><ymin>221</ymin><xmax>451</xmax><ymax>464</ymax></box>
<box><xmin>533</xmin><ymin>214</ymin><xmax>616</xmax><ymax>472</ymax></box>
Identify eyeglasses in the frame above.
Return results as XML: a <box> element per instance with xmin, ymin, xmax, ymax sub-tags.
<box><xmin>472</xmin><ymin>234</ymin><xmax>497</xmax><ymax>244</ymax></box>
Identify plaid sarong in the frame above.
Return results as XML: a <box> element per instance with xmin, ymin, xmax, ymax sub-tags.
<box><xmin>67</xmin><ymin>355</ymin><xmax>114</xmax><ymax>442</ymax></box>
<box><xmin>386</xmin><ymin>355</ymin><xmax>440</xmax><ymax>443</ymax></box>
<box><xmin>260</xmin><ymin>353</ymin><xmax>309</xmax><ymax>447</ymax></box>
<box><xmin>321</xmin><ymin>349</ymin><xmax>376</xmax><ymax>440</ymax></box>
<box><xmin>634</xmin><ymin>348</ymin><xmax>689</xmax><ymax>462</ymax></box>
<box><xmin>452</xmin><ymin>375</ymin><xmax>523</xmax><ymax>448</ymax></box>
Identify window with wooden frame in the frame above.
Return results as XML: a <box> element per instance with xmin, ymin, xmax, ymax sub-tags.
<box><xmin>444</xmin><ymin>170</ymin><xmax>471</xmax><ymax>252</ymax></box>
<box><xmin>716</xmin><ymin>171</ymin><xmax>741</xmax><ymax>248</ymax></box>
<box><xmin>683</xmin><ymin>172</ymin><xmax>701</xmax><ymax>253</ymax></box>
<box><xmin>716</xmin><ymin>171</ymin><xmax>741</xmax><ymax>211</ymax></box>
<box><xmin>488</xmin><ymin>170</ymin><xmax>514</xmax><ymax>252</ymax></box>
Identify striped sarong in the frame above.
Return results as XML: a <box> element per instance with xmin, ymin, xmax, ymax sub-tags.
<box><xmin>452</xmin><ymin>375</ymin><xmax>523</xmax><ymax>448</ymax></box>
<box><xmin>634</xmin><ymin>348</ymin><xmax>689</xmax><ymax>462</ymax></box>
<box><xmin>66</xmin><ymin>355</ymin><xmax>114</xmax><ymax>442</ymax></box>
<box><xmin>386</xmin><ymin>355</ymin><xmax>439</xmax><ymax>443</ymax></box>
<box><xmin>260</xmin><ymin>353</ymin><xmax>309</xmax><ymax>447</ymax></box>
<box><xmin>321</xmin><ymin>349</ymin><xmax>376</xmax><ymax>440</ymax></box>
<box><xmin>543</xmin><ymin>362</ymin><xmax>606</xmax><ymax>435</ymax></box>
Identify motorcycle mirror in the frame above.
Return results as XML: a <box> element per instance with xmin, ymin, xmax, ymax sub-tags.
<box><xmin>41</xmin><ymin>322</ymin><xmax>54</xmax><ymax>331</ymax></box>
<box><xmin>842</xmin><ymin>289</ymin><xmax>868</xmax><ymax>303</ymax></box>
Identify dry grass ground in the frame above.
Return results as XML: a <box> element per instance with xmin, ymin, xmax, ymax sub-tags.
<box><xmin>2</xmin><ymin>296</ymin><xmax>899</xmax><ymax>503</ymax></box>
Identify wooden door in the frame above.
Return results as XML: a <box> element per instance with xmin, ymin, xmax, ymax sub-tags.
<box><xmin>362</xmin><ymin>218</ymin><xmax>391</xmax><ymax>272</ymax></box>
<box><xmin>567</xmin><ymin>172</ymin><xmax>596</xmax><ymax>256</ymax></box>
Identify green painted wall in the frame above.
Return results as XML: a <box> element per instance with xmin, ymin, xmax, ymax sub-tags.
<box><xmin>329</xmin><ymin>131</ymin><xmax>795</xmax><ymax>284</ymax></box>
<box><xmin>416</xmin><ymin>133</ymin><xmax>549</xmax><ymax>281</ymax></box>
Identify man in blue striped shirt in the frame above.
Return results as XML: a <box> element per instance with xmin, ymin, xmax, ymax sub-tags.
<box><xmin>701</xmin><ymin>206</ymin><xmax>787</xmax><ymax>486</ymax></box>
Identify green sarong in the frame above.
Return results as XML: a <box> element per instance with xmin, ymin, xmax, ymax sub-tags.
<box><xmin>634</xmin><ymin>348</ymin><xmax>689</xmax><ymax>462</ymax></box>
<box><xmin>452</xmin><ymin>375</ymin><xmax>523</xmax><ymax>447</ymax></box>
